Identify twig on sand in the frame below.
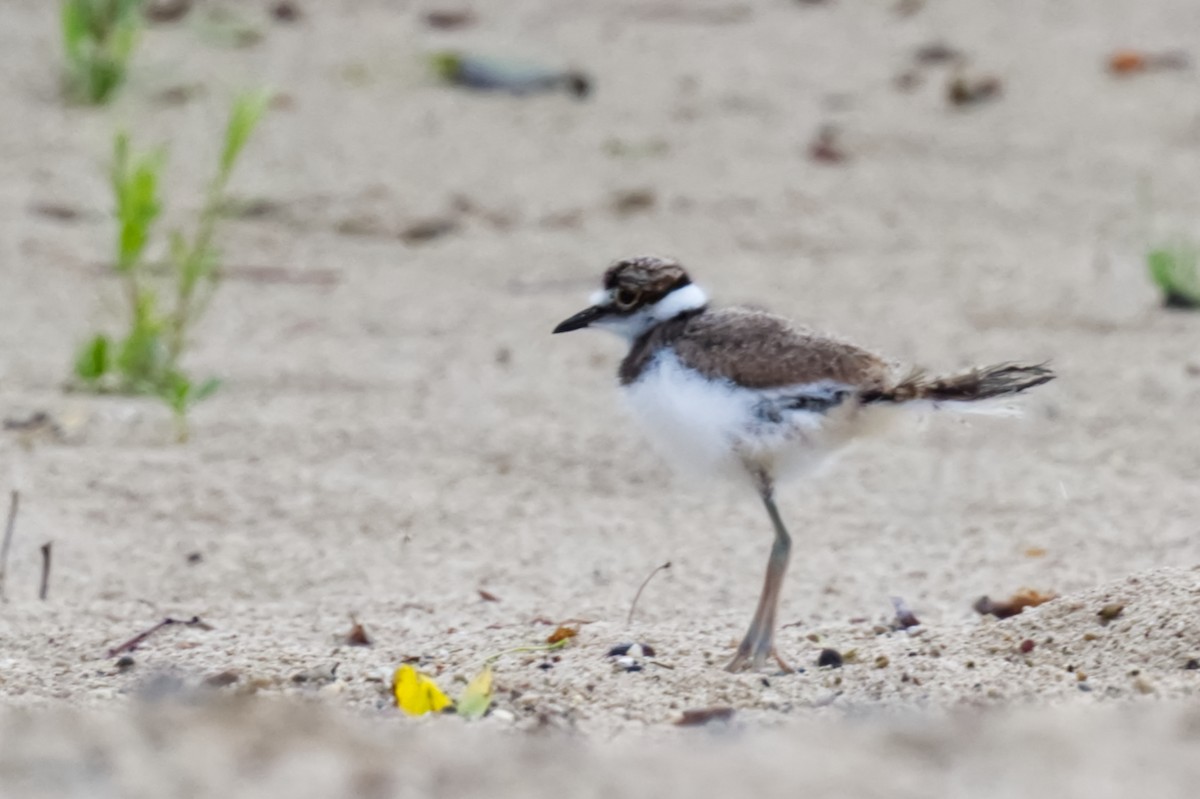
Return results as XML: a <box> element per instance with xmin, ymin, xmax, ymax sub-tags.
<box><xmin>38</xmin><ymin>542</ymin><xmax>52</xmax><ymax>600</ymax></box>
<box><xmin>0</xmin><ymin>490</ymin><xmax>19</xmax><ymax>600</ymax></box>
<box><xmin>106</xmin><ymin>615</ymin><xmax>213</xmax><ymax>658</ymax></box>
<box><xmin>627</xmin><ymin>561</ymin><xmax>671</xmax><ymax>626</ymax></box>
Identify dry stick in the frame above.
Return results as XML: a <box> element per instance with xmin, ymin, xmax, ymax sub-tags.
<box><xmin>627</xmin><ymin>561</ymin><xmax>671</xmax><ymax>626</ymax></box>
<box><xmin>0</xmin><ymin>490</ymin><xmax>20</xmax><ymax>601</ymax></box>
<box><xmin>106</xmin><ymin>616</ymin><xmax>211</xmax><ymax>658</ymax></box>
<box><xmin>38</xmin><ymin>542</ymin><xmax>52</xmax><ymax>600</ymax></box>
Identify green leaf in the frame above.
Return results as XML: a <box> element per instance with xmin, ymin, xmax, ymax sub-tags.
<box><xmin>116</xmin><ymin>312</ymin><xmax>167</xmax><ymax>392</ymax></box>
<box><xmin>111</xmin><ymin>133</ymin><xmax>165</xmax><ymax>272</ymax></box>
<box><xmin>218</xmin><ymin>91</ymin><xmax>270</xmax><ymax>180</ymax></box>
<box><xmin>74</xmin><ymin>334</ymin><xmax>111</xmax><ymax>383</ymax></box>
<box><xmin>193</xmin><ymin>377</ymin><xmax>221</xmax><ymax>402</ymax></box>
<box><xmin>1147</xmin><ymin>244</ymin><xmax>1200</xmax><ymax>307</ymax></box>
<box><xmin>60</xmin><ymin>0</ymin><xmax>145</xmax><ymax>104</ymax></box>
<box><xmin>61</xmin><ymin>1</ymin><xmax>88</xmax><ymax>65</ymax></box>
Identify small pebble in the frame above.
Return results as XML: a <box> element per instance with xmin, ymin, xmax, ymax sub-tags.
<box><xmin>676</xmin><ymin>706</ymin><xmax>735</xmax><ymax>727</ymax></box>
<box><xmin>1185</xmin><ymin>659</ymin><xmax>1199</xmax><ymax>670</ymax></box>
<box><xmin>1019</xmin><ymin>639</ymin><xmax>1035</xmax><ymax>654</ymax></box>
<box><xmin>115</xmin><ymin>656</ymin><xmax>135</xmax><ymax>671</ymax></box>
<box><xmin>203</xmin><ymin>669</ymin><xmax>240</xmax><ymax>688</ymax></box>
<box><xmin>1098</xmin><ymin>603</ymin><xmax>1125</xmax><ymax>623</ymax></box>
<box><xmin>817</xmin><ymin>648</ymin><xmax>843</xmax><ymax>668</ymax></box>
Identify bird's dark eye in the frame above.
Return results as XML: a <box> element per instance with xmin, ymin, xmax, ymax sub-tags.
<box><xmin>614</xmin><ymin>288</ymin><xmax>640</xmax><ymax>308</ymax></box>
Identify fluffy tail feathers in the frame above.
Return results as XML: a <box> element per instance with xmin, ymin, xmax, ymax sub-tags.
<box><xmin>862</xmin><ymin>362</ymin><xmax>1055</xmax><ymax>406</ymax></box>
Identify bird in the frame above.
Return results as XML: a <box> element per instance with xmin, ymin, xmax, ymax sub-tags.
<box><xmin>553</xmin><ymin>255</ymin><xmax>1054</xmax><ymax>673</ymax></box>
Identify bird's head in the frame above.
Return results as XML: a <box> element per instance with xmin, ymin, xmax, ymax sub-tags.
<box><xmin>552</xmin><ymin>256</ymin><xmax>708</xmax><ymax>340</ymax></box>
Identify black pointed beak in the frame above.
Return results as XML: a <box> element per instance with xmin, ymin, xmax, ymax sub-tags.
<box><xmin>552</xmin><ymin>305</ymin><xmax>607</xmax><ymax>334</ymax></box>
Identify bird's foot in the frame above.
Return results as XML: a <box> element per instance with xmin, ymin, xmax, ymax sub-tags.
<box><xmin>726</xmin><ymin>641</ymin><xmax>794</xmax><ymax>674</ymax></box>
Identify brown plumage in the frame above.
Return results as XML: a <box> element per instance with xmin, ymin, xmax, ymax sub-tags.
<box><xmin>861</xmin><ymin>363</ymin><xmax>1056</xmax><ymax>404</ymax></box>
<box><xmin>619</xmin><ymin>307</ymin><xmax>894</xmax><ymax>390</ymax></box>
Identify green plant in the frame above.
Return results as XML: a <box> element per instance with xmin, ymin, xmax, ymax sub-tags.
<box><xmin>61</xmin><ymin>0</ymin><xmax>145</xmax><ymax>105</ymax></box>
<box><xmin>75</xmin><ymin>91</ymin><xmax>270</xmax><ymax>441</ymax></box>
<box><xmin>1147</xmin><ymin>240</ymin><xmax>1200</xmax><ymax>309</ymax></box>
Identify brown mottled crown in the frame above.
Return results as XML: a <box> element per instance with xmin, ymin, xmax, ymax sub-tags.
<box><xmin>601</xmin><ymin>256</ymin><xmax>692</xmax><ymax>312</ymax></box>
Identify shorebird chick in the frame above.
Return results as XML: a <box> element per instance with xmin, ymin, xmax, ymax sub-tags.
<box><xmin>553</xmin><ymin>256</ymin><xmax>1054</xmax><ymax>672</ymax></box>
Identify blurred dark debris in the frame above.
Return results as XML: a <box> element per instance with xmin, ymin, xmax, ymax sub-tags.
<box><xmin>807</xmin><ymin>124</ymin><xmax>847</xmax><ymax>164</ymax></box>
<box><xmin>895</xmin><ymin>42</ymin><xmax>964</xmax><ymax>94</ymax></box>
<box><xmin>477</xmin><ymin>588</ymin><xmax>501</xmax><ymax>602</ymax></box>
<box><xmin>676</xmin><ymin>706</ymin><xmax>734</xmax><ymax>726</ymax></box>
<box><xmin>890</xmin><ymin>596</ymin><xmax>920</xmax><ymax>630</ymax></box>
<box><xmin>947</xmin><ymin>71</ymin><xmax>1003</xmax><ymax>107</ymax></box>
<box><xmin>424</xmin><ymin>10</ymin><xmax>477</xmax><ymax>30</ymax></box>
<box><xmin>893</xmin><ymin>70</ymin><xmax>922</xmax><ymax>92</ymax></box>
<box><xmin>400</xmin><ymin>217</ymin><xmax>459</xmax><ymax>244</ymax></box>
<box><xmin>344</xmin><ymin>618</ymin><xmax>372</xmax><ymax>646</ymax></box>
<box><xmin>203</xmin><ymin>669</ymin><xmax>241</xmax><ymax>688</ymax></box>
<box><xmin>185</xmin><ymin>551</ymin><xmax>203</xmax><ymax>564</ymax></box>
<box><xmin>915</xmin><ymin>41</ymin><xmax>963</xmax><ymax>65</ymax></box>
<box><xmin>1108</xmin><ymin>49</ymin><xmax>1190</xmax><ymax>76</ymax></box>
<box><xmin>430</xmin><ymin>52</ymin><xmax>591</xmax><ymax>99</ymax></box>
<box><xmin>610</xmin><ymin>188</ymin><xmax>657</xmax><ymax>216</ymax></box>
<box><xmin>270</xmin><ymin>1</ymin><xmax>302</xmax><ymax>23</ymax></box>
<box><xmin>153</xmin><ymin>83</ymin><xmax>206</xmax><ymax>105</ymax></box>
<box><xmin>974</xmin><ymin>589</ymin><xmax>1056</xmax><ymax>619</ymax></box>
<box><xmin>1019</xmin><ymin>639</ymin><xmax>1036</xmax><ymax>654</ymax></box>
<box><xmin>29</xmin><ymin>202</ymin><xmax>85</xmax><ymax>222</ymax></box>
<box><xmin>5</xmin><ymin>410</ymin><xmax>58</xmax><ymax>432</ymax></box>
<box><xmin>218</xmin><ymin>196</ymin><xmax>285</xmax><ymax>220</ymax></box>
<box><xmin>4</xmin><ymin>411</ymin><xmax>66</xmax><ymax>446</ymax></box>
<box><xmin>145</xmin><ymin>0</ymin><xmax>191</xmax><ymax>23</ymax></box>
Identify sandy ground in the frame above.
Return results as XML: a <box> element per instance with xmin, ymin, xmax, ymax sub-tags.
<box><xmin>2</xmin><ymin>0</ymin><xmax>1200</xmax><ymax>795</ymax></box>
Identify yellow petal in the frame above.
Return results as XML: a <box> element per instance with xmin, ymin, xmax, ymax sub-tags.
<box><xmin>456</xmin><ymin>664</ymin><xmax>493</xmax><ymax>719</ymax></box>
<box><xmin>393</xmin><ymin>664</ymin><xmax>453</xmax><ymax>716</ymax></box>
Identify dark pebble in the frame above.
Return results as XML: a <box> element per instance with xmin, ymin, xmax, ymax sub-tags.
<box><xmin>1185</xmin><ymin>659</ymin><xmax>1200</xmax><ymax>670</ymax></box>
<box><xmin>817</xmin><ymin>648</ymin><xmax>843</xmax><ymax>668</ymax></box>
<box><xmin>115</xmin><ymin>655</ymin><xmax>135</xmax><ymax>671</ymax></box>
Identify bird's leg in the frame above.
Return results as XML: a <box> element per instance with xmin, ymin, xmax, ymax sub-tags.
<box><xmin>727</xmin><ymin>480</ymin><xmax>794</xmax><ymax>673</ymax></box>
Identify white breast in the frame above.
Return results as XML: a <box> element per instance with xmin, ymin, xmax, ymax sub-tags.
<box><xmin>620</xmin><ymin>350</ymin><xmax>862</xmax><ymax>486</ymax></box>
